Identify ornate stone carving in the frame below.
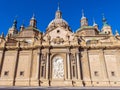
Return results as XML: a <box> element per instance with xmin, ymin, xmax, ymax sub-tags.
<box><xmin>46</xmin><ymin>34</ymin><xmax>51</xmax><ymax>45</ymax></box>
<box><xmin>52</xmin><ymin>56</ymin><xmax>64</xmax><ymax>79</ymax></box>
<box><xmin>46</xmin><ymin>34</ymin><xmax>51</xmax><ymax>42</ymax></box>
<box><xmin>70</xmin><ymin>54</ymin><xmax>76</xmax><ymax>64</ymax></box>
<box><xmin>73</xmin><ymin>34</ymin><xmax>78</xmax><ymax>45</ymax></box>
<box><xmin>52</xmin><ymin>36</ymin><xmax>64</xmax><ymax>44</ymax></box>
<box><xmin>41</xmin><ymin>54</ymin><xmax>46</xmax><ymax>64</ymax></box>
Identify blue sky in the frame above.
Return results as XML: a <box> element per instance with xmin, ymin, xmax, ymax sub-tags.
<box><xmin>0</xmin><ymin>0</ymin><xmax>120</xmax><ymax>36</ymax></box>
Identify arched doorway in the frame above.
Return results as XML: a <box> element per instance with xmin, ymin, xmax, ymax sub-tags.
<box><xmin>52</xmin><ymin>56</ymin><xmax>64</xmax><ymax>79</ymax></box>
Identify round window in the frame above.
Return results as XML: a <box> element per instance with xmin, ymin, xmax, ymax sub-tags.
<box><xmin>57</xmin><ymin>30</ymin><xmax>60</xmax><ymax>33</ymax></box>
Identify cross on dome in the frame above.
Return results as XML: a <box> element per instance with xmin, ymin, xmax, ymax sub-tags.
<box><xmin>55</xmin><ymin>3</ymin><xmax>62</xmax><ymax>19</ymax></box>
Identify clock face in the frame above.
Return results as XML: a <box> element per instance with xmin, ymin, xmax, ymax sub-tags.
<box><xmin>52</xmin><ymin>56</ymin><xmax>64</xmax><ymax>79</ymax></box>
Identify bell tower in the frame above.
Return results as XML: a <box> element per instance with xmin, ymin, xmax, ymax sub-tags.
<box><xmin>101</xmin><ymin>14</ymin><xmax>112</xmax><ymax>35</ymax></box>
<box><xmin>8</xmin><ymin>19</ymin><xmax>18</xmax><ymax>36</ymax></box>
<box><xmin>93</xmin><ymin>18</ymin><xmax>98</xmax><ymax>30</ymax></box>
<box><xmin>29</xmin><ymin>14</ymin><xmax>37</xmax><ymax>28</ymax></box>
<box><xmin>80</xmin><ymin>10</ymin><xmax>88</xmax><ymax>27</ymax></box>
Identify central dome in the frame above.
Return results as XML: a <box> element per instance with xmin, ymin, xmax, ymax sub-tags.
<box><xmin>48</xmin><ymin>18</ymin><xmax>68</xmax><ymax>28</ymax></box>
<box><xmin>46</xmin><ymin>9</ymin><xmax>70</xmax><ymax>32</ymax></box>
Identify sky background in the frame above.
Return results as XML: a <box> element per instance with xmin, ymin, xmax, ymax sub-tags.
<box><xmin>0</xmin><ymin>0</ymin><xmax>120</xmax><ymax>36</ymax></box>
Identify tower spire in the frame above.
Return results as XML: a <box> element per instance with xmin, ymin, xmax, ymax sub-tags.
<box><xmin>57</xmin><ymin>2</ymin><xmax>60</xmax><ymax>11</ymax></box>
<box><xmin>55</xmin><ymin>2</ymin><xmax>62</xmax><ymax>19</ymax></box>
<box><xmin>30</xmin><ymin>13</ymin><xmax>37</xmax><ymax>27</ymax></box>
<box><xmin>93</xmin><ymin>18</ymin><xmax>95</xmax><ymax>24</ymax></box>
<box><xmin>12</xmin><ymin>19</ymin><xmax>17</xmax><ymax>29</ymax></box>
<box><xmin>20</xmin><ymin>20</ymin><xmax>25</xmax><ymax>31</ymax></box>
<box><xmin>82</xmin><ymin>9</ymin><xmax>84</xmax><ymax>17</ymax></box>
<box><xmin>31</xmin><ymin>13</ymin><xmax>35</xmax><ymax>20</ymax></box>
<box><xmin>81</xmin><ymin>9</ymin><xmax>86</xmax><ymax>19</ymax></box>
<box><xmin>93</xmin><ymin>18</ymin><xmax>97</xmax><ymax>26</ymax></box>
<box><xmin>102</xmin><ymin>13</ymin><xmax>112</xmax><ymax>35</ymax></box>
<box><xmin>7</xmin><ymin>17</ymin><xmax>18</xmax><ymax>36</ymax></box>
<box><xmin>1</xmin><ymin>32</ymin><xmax>4</xmax><ymax>38</ymax></box>
<box><xmin>80</xmin><ymin>9</ymin><xmax>88</xmax><ymax>27</ymax></box>
<box><xmin>115</xmin><ymin>30</ymin><xmax>119</xmax><ymax>36</ymax></box>
<box><xmin>102</xmin><ymin>13</ymin><xmax>108</xmax><ymax>26</ymax></box>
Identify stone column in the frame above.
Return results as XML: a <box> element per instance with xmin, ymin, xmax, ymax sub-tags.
<box><xmin>37</xmin><ymin>52</ymin><xmax>40</xmax><ymax>79</ymax></box>
<box><xmin>81</xmin><ymin>49</ymin><xmax>92</xmax><ymax>86</ymax></box>
<box><xmin>46</xmin><ymin>52</ymin><xmax>49</xmax><ymax>79</ymax></box>
<box><xmin>36</xmin><ymin>48</ymin><xmax>41</xmax><ymax>86</ymax></box>
<box><xmin>67</xmin><ymin>51</ymin><xmax>71</xmax><ymax>79</ymax></box>
<box><xmin>99</xmin><ymin>49</ymin><xmax>109</xmax><ymax>86</ymax></box>
<box><xmin>30</xmin><ymin>48</ymin><xmax>41</xmax><ymax>86</ymax></box>
<box><xmin>29</xmin><ymin>50</ymin><xmax>33</xmax><ymax>86</ymax></box>
<box><xmin>76</xmin><ymin>52</ymin><xmax>81</xmax><ymax>79</ymax></box>
<box><xmin>116</xmin><ymin>51</ymin><xmax>120</xmax><ymax>75</ymax></box>
<box><xmin>75</xmin><ymin>50</ymin><xmax>83</xmax><ymax>86</ymax></box>
<box><xmin>115</xmin><ymin>50</ymin><xmax>120</xmax><ymax>85</ymax></box>
<box><xmin>43</xmin><ymin>49</ymin><xmax>50</xmax><ymax>86</ymax></box>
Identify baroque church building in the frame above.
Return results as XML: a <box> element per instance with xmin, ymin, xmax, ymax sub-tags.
<box><xmin>0</xmin><ymin>6</ymin><xmax>120</xmax><ymax>87</ymax></box>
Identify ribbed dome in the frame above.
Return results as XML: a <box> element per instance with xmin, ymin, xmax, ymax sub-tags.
<box><xmin>46</xmin><ymin>9</ymin><xmax>70</xmax><ymax>32</ymax></box>
<box><xmin>48</xmin><ymin>18</ymin><xmax>68</xmax><ymax>28</ymax></box>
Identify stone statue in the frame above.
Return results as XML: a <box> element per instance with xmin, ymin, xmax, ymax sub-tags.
<box><xmin>73</xmin><ymin>34</ymin><xmax>78</xmax><ymax>45</ymax></box>
<box><xmin>47</xmin><ymin>34</ymin><xmax>51</xmax><ymax>42</ymax></box>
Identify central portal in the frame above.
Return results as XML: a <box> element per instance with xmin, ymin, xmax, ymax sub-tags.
<box><xmin>52</xmin><ymin>56</ymin><xmax>64</xmax><ymax>79</ymax></box>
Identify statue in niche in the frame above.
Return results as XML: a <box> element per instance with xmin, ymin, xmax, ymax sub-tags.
<box><xmin>73</xmin><ymin>34</ymin><xmax>78</xmax><ymax>45</ymax></box>
<box><xmin>65</xmin><ymin>33</ymin><xmax>70</xmax><ymax>45</ymax></box>
<box><xmin>46</xmin><ymin>34</ymin><xmax>51</xmax><ymax>44</ymax></box>
<box><xmin>38</xmin><ymin>33</ymin><xmax>42</xmax><ymax>44</ymax></box>
<box><xmin>41</xmin><ymin>54</ymin><xmax>46</xmax><ymax>64</ymax></box>
<box><xmin>66</xmin><ymin>33</ymin><xmax>70</xmax><ymax>41</ymax></box>
<box><xmin>70</xmin><ymin>54</ymin><xmax>76</xmax><ymax>64</ymax></box>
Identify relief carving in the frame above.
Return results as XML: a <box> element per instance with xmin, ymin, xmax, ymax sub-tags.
<box><xmin>52</xmin><ymin>56</ymin><xmax>64</xmax><ymax>79</ymax></box>
<box><xmin>73</xmin><ymin>34</ymin><xmax>78</xmax><ymax>45</ymax></box>
<box><xmin>52</xmin><ymin>36</ymin><xmax>64</xmax><ymax>44</ymax></box>
<box><xmin>41</xmin><ymin>54</ymin><xmax>46</xmax><ymax>65</ymax></box>
<box><xmin>70</xmin><ymin>54</ymin><xmax>76</xmax><ymax>64</ymax></box>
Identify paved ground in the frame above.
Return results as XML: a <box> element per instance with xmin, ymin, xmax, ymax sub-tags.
<box><xmin>0</xmin><ymin>87</ymin><xmax>120</xmax><ymax>90</ymax></box>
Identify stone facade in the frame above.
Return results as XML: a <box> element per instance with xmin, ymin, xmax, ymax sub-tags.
<box><xmin>0</xmin><ymin>7</ymin><xmax>120</xmax><ymax>87</ymax></box>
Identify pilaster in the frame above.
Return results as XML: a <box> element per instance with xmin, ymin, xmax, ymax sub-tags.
<box><xmin>0</xmin><ymin>48</ymin><xmax>5</xmax><ymax>77</ymax></box>
<box><xmin>73</xmin><ymin>49</ymin><xmax>83</xmax><ymax>86</ymax></box>
<box><xmin>99</xmin><ymin>49</ymin><xmax>109</xmax><ymax>79</ymax></box>
<box><xmin>67</xmin><ymin>48</ymin><xmax>71</xmax><ymax>80</ymax></box>
<box><xmin>30</xmin><ymin>48</ymin><xmax>41</xmax><ymax>86</ymax></box>
<box><xmin>99</xmin><ymin>49</ymin><xmax>110</xmax><ymax>86</ymax></box>
<box><xmin>13</xmin><ymin>49</ymin><xmax>20</xmax><ymax>86</ymax></box>
<box><xmin>40</xmin><ymin>48</ymin><xmax>50</xmax><ymax>86</ymax></box>
<box><xmin>81</xmin><ymin>49</ymin><xmax>92</xmax><ymax>86</ymax></box>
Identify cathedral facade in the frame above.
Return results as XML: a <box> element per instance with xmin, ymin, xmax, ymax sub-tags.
<box><xmin>0</xmin><ymin>7</ymin><xmax>120</xmax><ymax>87</ymax></box>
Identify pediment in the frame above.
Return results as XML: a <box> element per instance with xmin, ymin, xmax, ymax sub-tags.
<box><xmin>43</xmin><ymin>27</ymin><xmax>74</xmax><ymax>42</ymax></box>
